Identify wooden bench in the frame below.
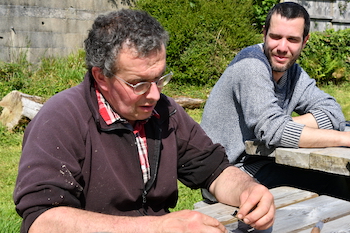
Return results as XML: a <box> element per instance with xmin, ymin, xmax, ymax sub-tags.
<box><xmin>194</xmin><ymin>186</ymin><xmax>350</xmax><ymax>232</ymax></box>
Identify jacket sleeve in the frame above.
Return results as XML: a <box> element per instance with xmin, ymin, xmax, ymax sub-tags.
<box><xmin>13</xmin><ymin>91</ymin><xmax>87</xmax><ymax>233</ymax></box>
<box><xmin>167</xmin><ymin>98</ymin><xmax>231</xmax><ymax>190</ymax></box>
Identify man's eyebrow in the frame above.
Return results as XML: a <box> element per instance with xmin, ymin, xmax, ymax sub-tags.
<box><xmin>268</xmin><ymin>33</ymin><xmax>281</xmax><ymax>37</ymax></box>
<box><xmin>269</xmin><ymin>32</ymin><xmax>301</xmax><ymax>40</ymax></box>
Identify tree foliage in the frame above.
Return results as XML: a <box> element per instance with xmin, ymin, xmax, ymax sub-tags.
<box><xmin>135</xmin><ymin>0</ymin><xmax>263</xmax><ymax>86</ymax></box>
<box><xmin>298</xmin><ymin>28</ymin><xmax>350</xmax><ymax>84</ymax></box>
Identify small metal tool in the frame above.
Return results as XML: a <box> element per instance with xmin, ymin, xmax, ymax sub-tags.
<box><xmin>232</xmin><ymin>210</ymin><xmax>255</xmax><ymax>232</ymax></box>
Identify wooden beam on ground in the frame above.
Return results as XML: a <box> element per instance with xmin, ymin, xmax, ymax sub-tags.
<box><xmin>173</xmin><ymin>97</ymin><xmax>205</xmax><ymax>109</ymax></box>
<box><xmin>0</xmin><ymin>91</ymin><xmax>44</xmax><ymax>130</ymax></box>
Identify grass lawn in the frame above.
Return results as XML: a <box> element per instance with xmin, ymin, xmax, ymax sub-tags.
<box><xmin>1</xmin><ymin>82</ymin><xmax>350</xmax><ymax>231</ymax></box>
<box><xmin>0</xmin><ymin>130</ymin><xmax>23</xmax><ymax>232</ymax></box>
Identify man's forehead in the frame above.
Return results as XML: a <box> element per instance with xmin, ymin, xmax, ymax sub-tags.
<box><xmin>268</xmin><ymin>13</ymin><xmax>304</xmax><ymax>36</ymax></box>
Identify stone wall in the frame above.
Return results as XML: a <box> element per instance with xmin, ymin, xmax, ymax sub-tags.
<box><xmin>0</xmin><ymin>0</ymin><xmax>127</xmax><ymax>63</ymax></box>
<box><xmin>283</xmin><ymin>0</ymin><xmax>350</xmax><ymax>32</ymax></box>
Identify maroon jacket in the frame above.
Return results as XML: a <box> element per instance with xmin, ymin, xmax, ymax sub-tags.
<box><xmin>14</xmin><ymin>72</ymin><xmax>231</xmax><ymax>232</ymax></box>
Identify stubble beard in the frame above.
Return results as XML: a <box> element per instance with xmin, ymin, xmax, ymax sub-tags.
<box><xmin>264</xmin><ymin>46</ymin><xmax>300</xmax><ymax>73</ymax></box>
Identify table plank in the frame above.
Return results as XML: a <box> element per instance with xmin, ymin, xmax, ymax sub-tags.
<box><xmin>310</xmin><ymin>147</ymin><xmax>350</xmax><ymax>176</ymax></box>
<box><xmin>194</xmin><ymin>202</ymin><xmax>239</xmax><ymax>224</ymax></box>
<box><xmin>271</xmin><ymin>195</ymin><xmax>350</xmax><ymax>232</ymax></box>
<box><xmin>274</xmin><ymin>148</ymin><xmax>319</xmax><ymax>169</ymax></box>
<box><xmin>246</xmin><ymin>139</ymin><xmax>350</xmax><ymax>176</ymax></box>
<box><xmin>297</xmin><ymin>214</ymin><xmax>350</xmax><ymax>233</ymax></box>
<box><xmin>271</xmin><ymin>186</ymin><xmax>318</xmax><ymax>209</ymax></box>
<box><xmin>194</xmin><ymin>187</ymin><xmax>318</xmax><ymax>226</ymax></box>
<box><xmin>225</xmin><ymin>195</ymin><xmax>350</xmax><ymax>232</ymax></box>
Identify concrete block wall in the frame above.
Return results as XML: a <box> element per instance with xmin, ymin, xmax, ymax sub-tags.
<box><xmin>0</xmin><ymin>0</ymin><xmax>127</xmax><ymax>63</ymax></box>
<box><xmin>282</xmin><ymin>0</ymin><xmax>350</xmax><ymax>32</ymax></box>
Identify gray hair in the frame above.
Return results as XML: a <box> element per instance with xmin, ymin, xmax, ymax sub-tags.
<box><xmin>84</xmin><ymin>9</ymin><xmax>169</xmax><ymax>77</ymax></box>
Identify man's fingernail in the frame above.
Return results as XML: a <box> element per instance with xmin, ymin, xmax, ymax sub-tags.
<box><xmin>244</xmin><ymin>218</ymin><xmax>250</xmax><ymax>224</ymax></box>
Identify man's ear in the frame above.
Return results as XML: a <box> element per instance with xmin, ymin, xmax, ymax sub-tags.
<box><xmin>302</xmin><ymin>34</ymin><xmax>310</xmax><ymax>49</ymax></box>
<box><xmin>92</xmin><ymin>67</ymin><xmax>109</xmax><ymax>92</ymax></box>
<box><xmin>262</xmin><ymin>26</ymin><xmax>267</xmax><ymax>42</ymax></box>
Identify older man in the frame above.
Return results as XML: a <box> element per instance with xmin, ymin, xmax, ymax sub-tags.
<box><xmin>14</xmin><ymin>9</ymin><xmax>274</xmax><ymax>233</ymax></box>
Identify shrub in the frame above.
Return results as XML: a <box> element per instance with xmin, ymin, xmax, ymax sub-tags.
<box><xmin>298</xmin><ymin>28</ymin><xmax>350</xmax><ymax>84</ymax></box>
<box><xmin>28</xmin><ymin>50</ymin><xmax>86</xmax><ymax>98</ymax></box>
<box><xmin>0</xmin><ymin>62</ymin><xmax>31</xmax><ymax>99</ymax></box>
<box><xmin>252</xmin><ymin>0</ymin><xmax>280</xmax><ymax>30</ymax></box>
<box><xmin>135</xmin><ymin>0</ymin><xmax>263</xmax><ymax>86</ymax></box>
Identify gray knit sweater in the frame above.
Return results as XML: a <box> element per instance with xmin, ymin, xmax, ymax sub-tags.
<box><xmin>201</xmin><ymin>44</ymin><xmax>345</xmax><ymax>173</ymax></box>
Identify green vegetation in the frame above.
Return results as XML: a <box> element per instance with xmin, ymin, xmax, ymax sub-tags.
<box><xmin>252</xmin><ymin>0</ymin><xmax>280</xmax><ymax>30</ymax></box>
<box><xmin>298</xmin><ymin>28</ymin><xmax>350</xmax><ymax>85</ymax></box>
<box><xmin>0</xmin><ymin>126</ymin><xmax>22</xmax><ymax>232</ymax></box>
<box><xmin>1</xmin><ymin>1</ymin><xmax>350</xmax><ymax>230</ymax></box>
<box><xmin>135</xmin><ymin>0</ymin><xmax>263</xmax><ymax>86</ymax></box>
<box><xmin>2</xmin><ymin>49</ymin><xmax>350</xmax><ymax>231</ymax></box>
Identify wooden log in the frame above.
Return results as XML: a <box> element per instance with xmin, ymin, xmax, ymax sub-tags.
<box><xmin>173</xmin><ymin>97</ymin><xmax>205</xmax><ymax>109</ymax></box>
<box><xmin>0</xmin><ymin>91</ymin><xmax>44</xmax><ymax>130</ymax></box>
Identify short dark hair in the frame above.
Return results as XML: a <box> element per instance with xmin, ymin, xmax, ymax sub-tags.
<box><xmin>84</xmin><ymin>9</ymin><xmax>169</xmax><ymax>77</ymax></box>
<box><xmin>264</xmin><ymin>2</ymin><xmax>310</xmax><ymax>39</ymax></box>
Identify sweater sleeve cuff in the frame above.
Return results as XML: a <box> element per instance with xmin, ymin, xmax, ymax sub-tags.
<box><xmin>310</xmin><ymin>109</ymin><xmax>333</xmax><ymax>129</ymax></box>
<box><xmin>280</xmin><ymin>121</ymin><xmax>304</xmax><ymax>148</ymax></box>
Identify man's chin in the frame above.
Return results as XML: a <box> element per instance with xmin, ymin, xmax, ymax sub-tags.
<box><xmin>271</xmin><ymin>64</ymin><xmax>289</xmax><ymax>73</ymax></box>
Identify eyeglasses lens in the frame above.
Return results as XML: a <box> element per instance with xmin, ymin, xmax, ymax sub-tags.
<box><xmin>132</xmin><ymin>71</ymin><xmax>173</xmax><ymax>95</ymax></box>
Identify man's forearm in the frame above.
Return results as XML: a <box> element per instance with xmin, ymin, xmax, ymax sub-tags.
<box><xmin>292</xmin><ymin>113</ymin><xmax>318</xmax><ymax>129</ymax></box>
<box><xmin>209</xmin><ymin>166</ymin><xmax>253</xmax><ymax>206</ymax></box>
<box><xmin>29</xmin><ymin>206</ymin><xmax>229</xmax><ymax>233</ymax></box>
<box><xmin>299</xmin><ymin>126</ymin><xmax>350</xmax><ymax>148</ymax></box>
<box><xmin>209</xmin><ymin>166</ymin><xmax>275</xmax><ymax>230</ymax></box>
<box><xmin>29</xmin><ymin>206</ymin><xmax>154</xmax><ymax>233</ymax></box>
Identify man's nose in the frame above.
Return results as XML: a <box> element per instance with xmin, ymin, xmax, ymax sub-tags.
<box><xmin>277</xmin><ymin>38</ymin><xmax>288</xmax><ymax>53</ymax></box>
<box><xmin>145</xmin><ymin>82</ymin><xmax>161</xmax><ymax>101</ymax></box>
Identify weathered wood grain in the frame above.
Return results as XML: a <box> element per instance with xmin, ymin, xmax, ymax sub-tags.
<box><xmin>194</xmin><ymin>187</ymin><xmax>318</xmax><ymax>226</ymax></box>
<box><xmin>309</xmin><ymin>147</ymin><xmax>350</xmax><ymax>176</ymax></box>
<box><xmin>274</xmin><ymin>147</ymin><xmax>350</xmax><ymax>176</ymax></box>
<box><xmin>244</xmin><ymin>140</ymin><xmax>275</xmax><ymax>157</ymax></box>
<box><xmin>0</xmin><ymin>90</ymin><xmax>44</xmax><ymax>130</ymax></box>
<box><xmin>271</xmin><ymin>195</ymin><xmax>350</xmax><ymax>232</ymax></box>
<box><xmin>274</xmin><ymin>148</ymin><xmax>320</xmax><ymax>169</ymax></box>
<box><xmin>271</xmin><ymin>186</ymin><xmax>318</xmax><ymax>209</ymax></box>
<box><xmin>173</xmin><ymin>97</ymin><xmax>205</xmax><ymax>109</ymax></box>
<box><xmin>244</xmin><ymin>129</ymin><xmax>350</xmax><ymax>177</ymax></box>
<box><xmin>297</xmin><ymin>214</ymin><xmax>350</xmax><ymax>233</ymax></box>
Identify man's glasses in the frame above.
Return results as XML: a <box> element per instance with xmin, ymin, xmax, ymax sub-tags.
<box><xmin>114</xmin><ymin>71</ymin><xmax>173</xmax><ymax>95</ymax></box>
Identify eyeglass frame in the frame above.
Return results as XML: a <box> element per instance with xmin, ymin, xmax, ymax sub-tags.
<box><xmin>113</xmin><ymin>70</ymin><xmax>173</xmax><ymax>95</ymax></box>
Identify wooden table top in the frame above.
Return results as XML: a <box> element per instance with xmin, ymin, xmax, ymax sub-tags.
<box><xmin>194</xmin><ymin>186</ymin><xmax>350</xmax><ymax>232</ymax></box>
<box><xmin>245</xmin><ymin>140</ymin><xmax>350</xmax><ymax>176</ymax></box>
<box><xmin>275</xmin><ymin>147</ymin><xmax>350</xmax><ymax>176</ymax></box>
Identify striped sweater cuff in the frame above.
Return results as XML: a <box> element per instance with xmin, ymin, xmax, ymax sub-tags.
<box><xmin>310</xmin><ymin>109</ymin><xmax>333</xmax><ymax>129</ymax></box>
<box><xmin>280</xmin><ymin>121</ymin><xmax>304</xmax><ymax>148</ymax></box>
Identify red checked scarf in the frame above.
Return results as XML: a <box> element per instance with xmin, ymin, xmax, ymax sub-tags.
<box><xmin>95</xmin><ymin>84</ymin><xmax>157</xmax><ymax>184</ymax></box>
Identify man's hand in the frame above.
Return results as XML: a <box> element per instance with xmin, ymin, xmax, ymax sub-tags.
<box><xmin>156</xmin><ymin>210</ymin><xmax>228</xmax><ymax>233</ymax></box>
<box><xmin>209</xmin><ymin>166</ymin><xmax>275</xmax><ymax>230</ymax></box>
<box><xmin>236</xmin><ymin>183</ymin><xmax>275</xmax><ymax>230</ymax></box>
